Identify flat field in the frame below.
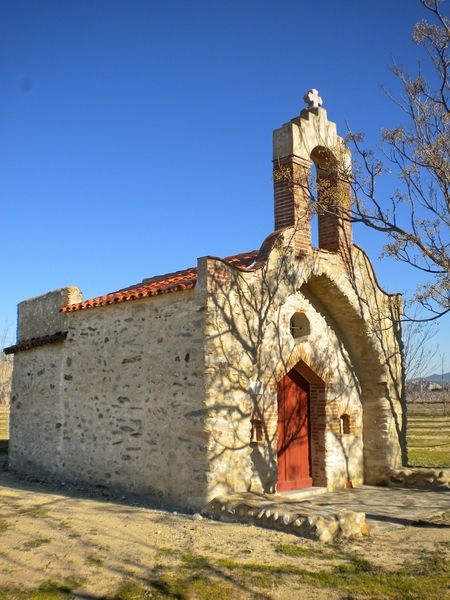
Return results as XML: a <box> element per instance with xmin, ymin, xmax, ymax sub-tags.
<box><xmin>407</xmin><ymin>404</ymin><xmax>450</xmax><ymax>467</ymax></box>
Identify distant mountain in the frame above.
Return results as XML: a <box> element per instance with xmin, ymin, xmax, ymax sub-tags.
<box><xmin>409</xmin><ymin>372</ymin><xmax>450</xmax><ymax>384</ymax></box>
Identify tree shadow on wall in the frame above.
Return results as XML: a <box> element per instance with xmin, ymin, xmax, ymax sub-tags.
<box><xmin>204</xmin><ymin>219</ymin><xmax>406</xmax><ymax>497</ymax></box>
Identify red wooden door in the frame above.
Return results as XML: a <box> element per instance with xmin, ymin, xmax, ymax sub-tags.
<box><xmin>277</xmin><ymin>369</ymin><xmax>312</xmax><ymax>491</ymax></box>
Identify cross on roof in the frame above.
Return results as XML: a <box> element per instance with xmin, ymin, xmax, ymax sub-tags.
<box><xmin>304</xmin><ymin>88</ymin><xmax>323</xmax><ymax>109</ymax></box>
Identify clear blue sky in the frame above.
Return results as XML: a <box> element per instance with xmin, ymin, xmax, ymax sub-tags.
<box><xmin>1</xmin><ymin>0</ymin><xmax>448</xmax><ymax>372</ymax></box>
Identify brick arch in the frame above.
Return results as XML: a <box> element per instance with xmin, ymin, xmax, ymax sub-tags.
<box><xmin>272</xmin><ymin>343</ymin><xmax>331</xmax><ymax>388</ymax></box>
<box><xmin>293</xmin><ymin>359</ymin><xmax>327</xmax><ymax>487</ymax></box>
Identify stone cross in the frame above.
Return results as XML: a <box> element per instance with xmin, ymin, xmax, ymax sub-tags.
<box><xmin>304</xmin><ymin>88</ymin><xmax>323</xmax><ymax>109</ymax></box>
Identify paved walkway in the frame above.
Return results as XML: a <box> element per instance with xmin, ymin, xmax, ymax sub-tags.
<box><xmin>278</xmin><ymin>485</ymin><xmax>450</xmax><ymax>529</ymax></box>
<box><xmin>208</xmin><ymin>485</ymin><xmax>450</xmax><ymax>540</ymax></box>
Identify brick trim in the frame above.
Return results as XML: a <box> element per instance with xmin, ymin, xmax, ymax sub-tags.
<box><xmin>273</xmin><ymin>156</ymin><xmax>311</xmax><ymax>257</ymax></box>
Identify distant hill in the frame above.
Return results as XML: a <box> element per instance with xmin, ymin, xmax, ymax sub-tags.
<box><xmin>409</xmin><ymin>372</ymin><xmax>450</xmax><ymax>384</ymax></box>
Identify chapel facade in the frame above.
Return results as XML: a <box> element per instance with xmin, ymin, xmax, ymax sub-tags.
<box><xmin>6</xmin><ymin>93</ymin><xmax>406</xmax><ymax>509</ymax></box>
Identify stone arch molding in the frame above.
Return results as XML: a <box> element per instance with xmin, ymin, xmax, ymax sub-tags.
<box><xmin>262</xmin><ymin>229</ymin><xmax>393</xmax><ymax>387</ymax></box>
<box><xmin>273</xmin><ymin>105</ymin><xmax>351</xmax><ymax>171</ymax></box>
<box><xmin>273</xmin><ymin>338</ymin><xmax>330</xmax><ymax>390</ymax></box>
<box><xmin>302</xmin><ymin>258</ymin><xmax>402</xmax><ymax>481</ymax></box>
<box><xmin>270</xmin><ymin>255</ymin><xmax>386</xmax><ymax>403</ymax></box>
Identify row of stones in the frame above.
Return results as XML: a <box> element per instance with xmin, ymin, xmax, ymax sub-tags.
<box><xmin>389</xmin><ymin>467</ymin><xmax>450</xmax><ymax>490</ymax></box>
<box><xmin>206</xmin><ymin>497</ymin><xmax>366</xmax><ymax>543</ymax></box>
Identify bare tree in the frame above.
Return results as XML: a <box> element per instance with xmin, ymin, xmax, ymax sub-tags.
<box><xmin>0</xmin><ymin>323</ymin><xmax>13</xmax><ymax>407</ymax></box>
<box><xmin>437</xmin><ymin>346</ymin><xmax>449</xmax><ymax>413</ymax></box>
<box><xmin>402</xmin><ymin>308</ymin><xmax>438</xmax><ymax>379</ymax></box>
<box><xmin>342</xmin><ymin>0</ymin><xmax>449</xmax><ymax>320</ymax></box>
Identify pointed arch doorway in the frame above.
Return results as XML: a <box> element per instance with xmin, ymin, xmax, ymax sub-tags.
<box><xmin>277</xmin><ymin>368</ymin><xmax>312</xmax><ymax>491</ymax></box>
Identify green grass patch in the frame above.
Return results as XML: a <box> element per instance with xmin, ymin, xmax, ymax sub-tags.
<box><xmin>180</xmin><ymin>551</ymin><xmax>211</xmax><ymax>570</ymax></box>
<box><xmin>410</xmin><ymin>419</ymin><xmax>450</xmax><ymax>422</ymax></box>
<box><xmin>22</xmin><ymin>537</ymin><xmax>51</xmax><ymax>551</ymax></box>
<box><xmin>409</xmin><ymin>421</ymin><xmax>450</xmax><ymax>426</ymax></box>
<box><xmin>408</xmin><ymin>428</ymin><xmax>449</xmax><ymax>438</ymax></box>
<box><xmin>408</xmin><ymin>447</ymin><xmax>450</xmax><ymax>467</ymax></box>
<box><xmin>217</xmin><ymin>557</ymin><xmax>289</xmax><ymax>575</ymax></box>
<box><xmin>114</xmin><ymin>576</ymin><xmax>236</xmax><ymax>600</ymax></box>
<box><xmin>18</xmin><ymin>506</ymin><xmax>50</xmax><ymax>518</ymax></box>
<box><xmin>408</xmin><ymin>427</ymin><xmax>449</xmax><ymax>435</ymax></box>
<box><xmin>274</xmin><ymin>542</ymin><xmax>326</xmax><ymax>558</ymax></box>
<box><xmin>84</xmin><ymin>554</ymin><xmax>103</xmax><ymax>568</ymax></box>
<box><xmin>113</xmin><ymin>582</ymin><xmax>154</xmax><ymax>600</ymax></box>
<box><xmin>0</xmin><ymin>577</ymin><xmax>82</xmax><ymax>599</ymax></box>
<box><xmin>0</xmin><ymin>519</ymin><xmax>8</xmax><ymax>533</ymax></box>
<box><xmin>155</xmin><ymin>546</ymin><xmax>175</xmax><ymax>556</ymax></box>
<box><xmin>335</xmin><ymin>555</ymin><xmax>377</xmax><ymax>574</ymax></box>
<box><xmin>216</xmin><ymin>547</ymin><xmax>449</xmax><ymax>600</ymax></box>
<box><xmin>407</xmin><ymin>416</ymin><xmax>450</xmax><ymax>466</ymax></box>
<box><xmin>408</xmin><ymin>438</ymin><xmax>450</xmax><ymax>447</ymax></box>
<box><xmin>1</xmin><ymin>547</ymin><xmax>447</xmax><ymax>600</ymax></box>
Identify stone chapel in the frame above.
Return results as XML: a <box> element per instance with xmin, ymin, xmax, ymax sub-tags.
<box><xmin>6</xmin><ymin>92</ymin><xmax>405</xmax><ymax>509</ymax></box>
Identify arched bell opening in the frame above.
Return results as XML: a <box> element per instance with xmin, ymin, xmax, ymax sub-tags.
<box><xmin>310</xmin><ymin>146</ymin><xmax>343</xmax><ymax>253</ymax></box>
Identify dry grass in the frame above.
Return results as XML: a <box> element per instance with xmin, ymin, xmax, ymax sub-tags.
<box><xmin>0</xmin><ymin>407</ymin><xmax>9</xmax><ymax>442</ymax></box>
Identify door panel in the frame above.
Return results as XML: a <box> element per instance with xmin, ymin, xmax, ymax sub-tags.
<box><xmin>277</xmin><ymin>369</ymin><xmax>312</xmax><ymax>491</ymax></box>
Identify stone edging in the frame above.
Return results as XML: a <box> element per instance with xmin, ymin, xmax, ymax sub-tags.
<box><xmin>388</xmin><ymin>467</ymin><xmax>450</xmax><ymax>490</ymax></box>
<box><xmin>205</xmin><ymin>496</ymin><xmax>367</xmax><ymax>543</ymax></box>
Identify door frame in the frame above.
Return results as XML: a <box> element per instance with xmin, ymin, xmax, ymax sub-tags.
<box><xmin>277</xmin><ymin>368</ymin><xmax>313</xmax><ymax>491</ymax></box>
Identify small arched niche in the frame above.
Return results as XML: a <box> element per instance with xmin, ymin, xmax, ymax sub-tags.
<box><xmin>290</xmin><ymin>312</ymin><xmax>310</xmax><ymax>340</ymax></box>
<box><xmin>340</xmin><ymin>414</ymin><xmax>351</xmax><ymax>436</ymax></box>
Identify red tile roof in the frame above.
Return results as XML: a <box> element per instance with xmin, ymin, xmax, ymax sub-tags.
<box><xmin>60</xmin><ymin>250</ymin><xmax>259</xmax><ymax>313</ymax></box>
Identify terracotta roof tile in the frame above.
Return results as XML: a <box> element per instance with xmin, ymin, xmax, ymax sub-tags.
<box><xmin>60</xmin><ymin>249</ymin><xmax>260</xmax><ymax>313</ymax></box>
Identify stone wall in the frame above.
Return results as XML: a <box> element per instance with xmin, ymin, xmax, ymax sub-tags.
<box><xmin>388</xmin><ymin>466</ymin><xmax>450</xmax><ymax>490</ymax></box>
<box><xmin>17</xmin><ymin>288</ymin><xmax>82</xmax><ymax>341</ymax></box>
<box><xmin>10</xmin><ymin>287</ymin><xmax>208</xmax><ymax>509</ymax></box>
<box><xmin>9</xmin><ymin>230</ymin><xmax>404</xmax><ymax>509</ymax></box>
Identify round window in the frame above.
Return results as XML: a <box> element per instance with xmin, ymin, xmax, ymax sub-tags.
<box><xmin>290</xmin><ymin>312</ymin><xmax>310</xmax><ymax>339</ymax></box>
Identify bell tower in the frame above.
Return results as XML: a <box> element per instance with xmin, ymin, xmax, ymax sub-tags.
<box><xmin>273</xmin><ymin>90</ymin><xmax>352</xmax><ymax>260</ymax></box>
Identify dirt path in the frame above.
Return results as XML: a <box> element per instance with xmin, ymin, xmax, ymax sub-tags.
<box><xmin>0</xmin><ymin>465</ymin><xmax>449</xmax><ymax>599</ymax></box>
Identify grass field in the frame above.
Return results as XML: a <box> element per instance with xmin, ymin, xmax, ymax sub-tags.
<box><xmin>407</xmin><ymin>412</ymin><xmax>450</xmax><ymax>467</ymax></box>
